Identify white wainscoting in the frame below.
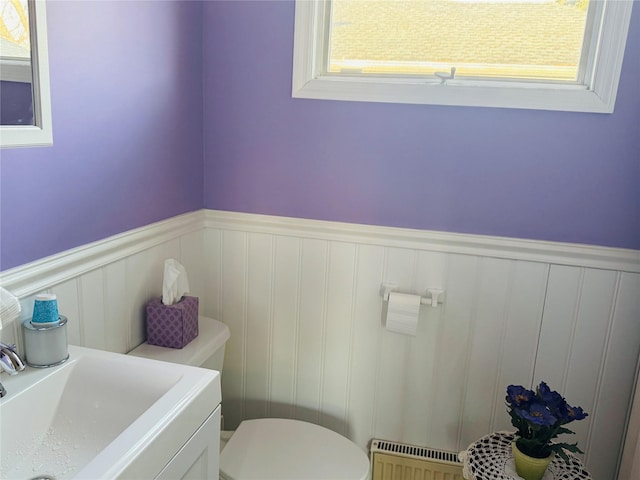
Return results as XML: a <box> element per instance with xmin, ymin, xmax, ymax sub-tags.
<box><xmin>202</xmin><ymin>210</ymin><xmax>640</xmax><ymax>480</ymax></box>
<box><xmin>0</xmin><ymin>209</ymin><xmax>638</xmax><ymax>480</ymax></box>
<box><xmin>0</xmin><ymin>211</ymin><xmax>206</xmax><ymax>354</ymax></box>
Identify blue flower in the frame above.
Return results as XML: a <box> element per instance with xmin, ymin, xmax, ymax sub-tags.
<box><xmin>537</xmin><ymin>381</ymin><xmax>566</xmax><ymax>415</ymax></box>
<box><xmin>565</xmin><ymin>404</ymin><xmax>588</xmax><ymax>421</ymax></box>
<box><xmin>507</xmin><ymin>385</ymin><xmax>535</xmax><ymax>408</ymax></box>
<box><xmin>518</xmin><ymin>403</ymin><xmax>557</xmax><ymax>426</ymax></box>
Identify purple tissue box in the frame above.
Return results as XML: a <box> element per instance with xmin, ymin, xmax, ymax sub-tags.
<box><xmin>146</xmin><ymin>296</ymin><xmax>199</xmax><ymax>349</ymax></box>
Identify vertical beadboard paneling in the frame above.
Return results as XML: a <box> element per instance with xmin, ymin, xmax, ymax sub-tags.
<box><xmin>564</xmin><ymin>270</ymin><xmax>618</xmax><ymax>449</ymax></box>
<box><xmin>78</xmin><ymin>269</ymin><xmax>106</xmax><ymax>350</ymax></box>
<box><xmin>460</xmin><ymin>260</ymin><xmax>549</xmax><ymax>448</ymax></box>
<box><xmin>587</xmin><ymin>272</ymin><xmax>640</xmax><ymax>480</ymax></box>
<box><xmin>536</xmin><ymin>267</ymin><xmax>630</xmax><ymax>478</ymax></box>
<box><xmin>179</xmin><ymin>231</ymin><xmax>205</xmax><ymax>301</ymax></box>
<box><xmin>321</xmin><ymin>241</ymin><xmax>357</xmax><ymax>435</ymax></box>
<box><xmin>460</xmin><ymin>258</ymin><xmax>515</xmax><ymax>446</ymax></box>
<box><xmin>294</xmin><ymin>239</ymin><xmax>328</xmax><ymax>424</ymax></box>
<box><xmin>535</xmin><ymin>266</ymin><xmax>583</xmax><ymax>389</ymax></box>
<box><xmin>220</xmin><ymin>230</ymin><xmax>248</xmax><ymax>429</ymax></box>
<box><xmin>244</xmin><ymin>233</ymin><xmax>273</xmax><ymax>420</ymax></box>
<box><xmin>268</xmin><ymin>236</ymin><xmax>302</xmax><ymax>420</ymax></box>
<box><xmin>202</xmin><ymin>228</ymin><xmax>222</xmax><ymax>321</ymax></box>
<box><xmin>404</xmin><ymin>250</ymin><xmax>447</xmax><ymax>447</ymax></box>
<box><xmin>346</xmin><ymin>244</ymin><xmax>385</xmax><ymax>448</ymax></box>
<box><xmin>103</xmin><ymin>259</ymin><xmax>129</xmax><ymax>354</ymax></box>
<box><xmin>491</xmin><ymin>261</ymin><xmax>548</xmax><ymax>432</ymax></box>
<box><xmin>51</xmin><ymin>280</ymin><xmax>81</xmax><ymax>346</ymax></box>
<box><xmin>152</xmin><ymin>240</ymin><xmax>181</xmax><ymax>301</ymax></box>
<box><xmin>374</xmin><ymin>247</ymin><xmax>418</xmax><ymax>442</ymax></box>
<box><xmin>427</xmin><ymin>253</ymin><xmax>479</xmax><ymax>452</ymax></box>
<box><xmin>159</xmin><ymin>238</ymin><xmax>182</xmax><ymax>279</ymax></box>
<box><xmin>125</xmin><ymin>249</ymin><xmax>152</xmax><ymax>350</ymax></box>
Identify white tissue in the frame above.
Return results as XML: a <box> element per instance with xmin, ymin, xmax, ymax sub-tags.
<box><xmin>0</xmin><ymin>287</ymin><xmax>22</xmax><ymax>330</ymax></box>
<box><xmin>162</xmin><ymin>259</ymin><xmax>190</xmax><ymax>305</ymax></box>
<box><xmin>385</xmin><ymin>292</ymin><xmax>421</xmax><ymax>336</ymax></box>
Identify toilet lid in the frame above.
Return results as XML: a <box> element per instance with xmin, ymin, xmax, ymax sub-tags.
<box><xmin>219</xmin><ymin>418</ymin><xmax>369</xmax><ymax>480</ymax></box>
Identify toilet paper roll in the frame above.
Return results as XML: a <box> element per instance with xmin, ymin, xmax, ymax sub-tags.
<box><xmin>385</xmin><ymin>292</ymin><xmax>421</xmax><ymax>336</ymax></box>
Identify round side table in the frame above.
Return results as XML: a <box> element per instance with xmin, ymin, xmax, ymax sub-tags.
<box><xmin>458</xmin><ymin>432</ymin><xmax>591</xmax><ymax>480</ymax></box>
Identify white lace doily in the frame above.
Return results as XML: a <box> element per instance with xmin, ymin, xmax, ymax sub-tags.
<box><xmin>458</xmin><ymin>432</ymin><xmax>592</xmax><ymax>480</ymax></box>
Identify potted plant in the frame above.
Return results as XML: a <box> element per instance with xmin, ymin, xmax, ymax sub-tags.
<box><xmin>506</xmin><ymin>382</ymin><xmax>588</xmax><ymax>480</ymax></box>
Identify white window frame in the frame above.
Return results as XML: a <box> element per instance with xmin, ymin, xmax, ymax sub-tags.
<box><xmin>1</xmin><ymin>0</ymin><xmax>53</xmax><ymax>148</ymax></box>
<box><xmin>292</xmin><ymin>0</ymin><xmax>634</xmax><ymax>113</ymax></box>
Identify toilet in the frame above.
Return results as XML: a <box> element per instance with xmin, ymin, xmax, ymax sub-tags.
<box><xmin>129</xmin><ymin>316</ymin><xmax>370</xmax><ymax>480</ymax></box>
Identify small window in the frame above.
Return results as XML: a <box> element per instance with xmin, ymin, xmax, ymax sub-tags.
<box><xmin>0</xmin><ymin>0</ymin><xmax>53</xmax><ymax>147</ymax></box>
<box><xmin>292</xmin><ymin>0</ymin><xmax>634</xmax><ymax>113</ymax></box>
<box><xmin>0</xmin><ymin>0</ymin><xmax>31</xmax><ymax>82</ymax></box>
<box><xmin>1</xmin><ymin>0</ymin><xmax>33</xmax><ymax>126</ymax></box>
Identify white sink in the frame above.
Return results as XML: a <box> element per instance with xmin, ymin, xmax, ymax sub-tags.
<box><xmin>0</xmin><ymin>345</ymin><xmax>220</xmax><ymax>479</ymax></box>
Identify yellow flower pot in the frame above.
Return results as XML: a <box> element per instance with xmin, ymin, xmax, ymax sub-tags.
<box><xmin>511</xmin><ymin>442</ymin><xmax>554</xmax><ymax>480</ymax></box>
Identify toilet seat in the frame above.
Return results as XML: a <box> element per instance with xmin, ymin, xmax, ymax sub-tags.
<box><xmin>219</xmin><ymin>418</ymin><xmax>369</xmax><ymax>480</ymax></box>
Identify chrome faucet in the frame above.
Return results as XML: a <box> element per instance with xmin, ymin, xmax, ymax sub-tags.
<box><xmin>0</xmin><ymin>342</ymin><xmax>26</xmax><ymax>397</ymax></box>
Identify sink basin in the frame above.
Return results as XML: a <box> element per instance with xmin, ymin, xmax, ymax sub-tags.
<box><xmin>0</xmin><ymin>345</ymin><xmax>220</xmax><ymax>479</ymax></box>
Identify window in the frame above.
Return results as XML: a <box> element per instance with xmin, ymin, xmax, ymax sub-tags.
<box><xmin>0</xmin><ymin>0</ymin><xmax>31</xmax><ymax>84</ymax></box>
<box><xmin>292</xmin><ymin>0</ymin><xmax>634</xmax><ymax>113</ymax></box>
<box><xmin>0</xmin><ymin>0</ymin><xmax>53</xmax><ymax>147</ymax></box>
<box><xmin>1</xmin><ymin>0</ymin><xmax>34</xmax><ymax>128</ymax></box>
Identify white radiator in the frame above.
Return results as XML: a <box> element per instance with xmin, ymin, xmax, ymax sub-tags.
<box><xmin>370</xmin><ymin>439</ymin><xmax>464</xmax><ymax>480</ymax></box>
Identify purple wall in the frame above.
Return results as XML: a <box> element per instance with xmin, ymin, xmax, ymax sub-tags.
<box><xmin>202</xmin><ymin>1</ymin><xmax>640</xmax><ymax>250</ymax></box>
<box><xmin>0</xmin><ymin>1</ymin><xmax>204</xmax><ymax>271</ymax></box>
<box><xmin>1</xmin><ymin>2</ymin><xmax>638</xmax><ymax>271</ymax></box>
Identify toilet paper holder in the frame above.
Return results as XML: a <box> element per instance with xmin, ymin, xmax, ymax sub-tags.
<box><xmin>381</xmin><ymin>284</ymin><xmax>444</xmax><ymax>308</ymax></box>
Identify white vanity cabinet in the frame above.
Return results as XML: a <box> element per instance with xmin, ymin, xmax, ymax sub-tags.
<box><xmin>0</xmin><ymin>346</ymin><xmax>221</xmax><ymax>480</ymax></box>
<box><xmin>156</xmin><ymin>406</ymin><xmax>221</xmax><ymax>480</ymax></box>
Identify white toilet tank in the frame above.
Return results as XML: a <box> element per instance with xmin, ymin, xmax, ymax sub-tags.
<box><xmin>129</xmin><ymin>315</ymin><xmax>230</xmax><ymax>371</ymax></box>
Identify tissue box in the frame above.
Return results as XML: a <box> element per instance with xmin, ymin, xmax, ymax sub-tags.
<box><xmin>146</xmin><ymin>296</ymin><xmax>199</xmax><ymax>349</ymax></box>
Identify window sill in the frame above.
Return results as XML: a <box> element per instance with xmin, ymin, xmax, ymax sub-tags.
<box><xmin>292</xmin><ymin>75</ymin><xmax>613</xmax><ymax>113</ymax></box>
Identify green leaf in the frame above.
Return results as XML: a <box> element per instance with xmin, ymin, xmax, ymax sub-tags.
<box><xmin>556</xmin><ymin>426</ymin><xmax>575</xmax><ymax>436</ymax></box>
